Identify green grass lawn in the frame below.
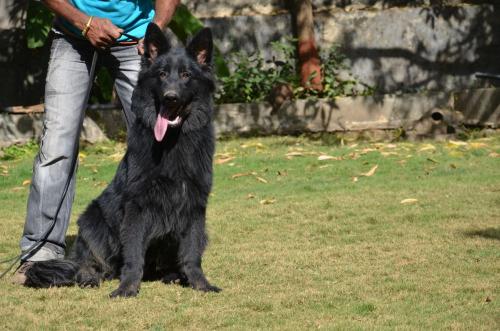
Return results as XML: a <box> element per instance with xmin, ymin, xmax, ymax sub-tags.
<box><xmin>0</xmin><ymin>134</ymin><xmax>499</xmax><ymax>330</ymax></box>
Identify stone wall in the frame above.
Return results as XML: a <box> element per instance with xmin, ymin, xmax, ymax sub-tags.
<box><xmin>200</xmin><ymin>2</ymin><xmax>500</xmax><ymax>94</ymax></box>
<box><xmin>0</xmin><ymin>1</ymin><xmax>499</xmax><ymax>104</ymax></box>
<box><xmin>184</xmin><ymin>1</ymin><xmax>492</xmax><ymax>18</ymax></box>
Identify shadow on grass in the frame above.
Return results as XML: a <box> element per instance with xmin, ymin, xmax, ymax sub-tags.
<box><xmin>464</xmin><ymin>227</ymin><xmax>500</xmax><ymax>241</ymax></box>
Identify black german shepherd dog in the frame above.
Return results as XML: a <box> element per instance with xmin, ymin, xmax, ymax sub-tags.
<box><xmin>24</xmin><ymin>24</ymin><xmax>220</xmax><ymax>297</ymax></box>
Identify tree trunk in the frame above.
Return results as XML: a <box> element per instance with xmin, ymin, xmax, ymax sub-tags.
<box><xmin>294</xmin><ymin>0</ymin><xmax>322</xmax><ymax>91</ymax></box>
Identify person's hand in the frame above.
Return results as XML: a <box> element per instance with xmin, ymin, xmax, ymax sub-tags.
<box><xmin>137</xmin><ymin>38</ymin><xmax>145</xmax><ymax>55</ymax></box>
<box><xmin>85</xmin><ymin>17</ymin><xmax>123</xmax><ymax>49</ymax></box>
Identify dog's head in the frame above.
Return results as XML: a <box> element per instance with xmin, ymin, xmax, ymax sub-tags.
<box><xmin>139</xmin><ymin>23</ymin><xmax>215</xmax><ymax>141</ymax></box>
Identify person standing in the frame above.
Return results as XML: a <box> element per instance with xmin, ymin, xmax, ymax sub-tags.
<box><xmin>13</xmin><ymin>0</ymin><xmax>180</xmax><ymax>284</ymax></box>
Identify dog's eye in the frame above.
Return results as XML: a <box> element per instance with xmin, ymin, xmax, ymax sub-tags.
<box><xmin>159</xmin><ymin>71</ymin><xmax>168</xmax><ymax>79</ymax></box>
<box><xmin>180</xmin><ymin>71</ymin><xmax>191</xmax><ymax>80</ymax></box>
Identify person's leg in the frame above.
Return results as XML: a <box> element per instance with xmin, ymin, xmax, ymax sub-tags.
<box><xmin>20</xmin><ymin>34</ymin><xmax>95</xmax><ymax>261</ymax></box>
<box><xmin>105</xmin><ymin>44</ymin><xmax>142</xmax><ymax>129</ymax></box>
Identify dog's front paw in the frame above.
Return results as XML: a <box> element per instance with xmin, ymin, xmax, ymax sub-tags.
<box><xmin>76</xmin><ymin>271</ymin><xmax>100</xmax><ymax>288</ymax></box>
<box><xmin>195</xmin><ymin>283</ymin><xmax>222</xmax><ymax>293</ymax></box>
<box><xmin>78</xmin><ymin>278</ymin><xmax>100</xmax><ymax>288</ymax></box>
<box><xmin>109</xmin><ymin>285</ymin><xmax>139</xmax><ymax>298</ymax></box>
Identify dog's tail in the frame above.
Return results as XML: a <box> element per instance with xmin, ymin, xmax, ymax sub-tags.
<box><xmin>24</xmin><ymin>259</ymin><xmax>78</xmax><ymax>288</ymax></box>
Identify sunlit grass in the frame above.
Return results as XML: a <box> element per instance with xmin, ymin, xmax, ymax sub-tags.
<box><xmin>1</xmin><ymin>134</ymin><xmax>499</xmax><ymax>330</ymax></box>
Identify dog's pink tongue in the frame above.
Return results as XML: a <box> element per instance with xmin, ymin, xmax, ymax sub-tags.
<box><xmin>154</xmin><ymin>113</ymin><xmax>168</xmax><ymax>142</ymax></box>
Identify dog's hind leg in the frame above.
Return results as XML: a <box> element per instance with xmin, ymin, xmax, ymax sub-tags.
<box><xmin>178</xmin><ymin>220</ymin><xmax>221</xmax><ymax>293</ymax></box>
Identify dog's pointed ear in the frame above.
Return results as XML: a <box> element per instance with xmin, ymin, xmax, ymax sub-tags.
<box><xmin>144</xmin><ymin>23</ymin><xmax>170</xmax><ymax>62</ymax></box>
<box><xmin>186</xmin><ymin>28</ymin><xmax>213</xmax><ymax>67</ymax></box>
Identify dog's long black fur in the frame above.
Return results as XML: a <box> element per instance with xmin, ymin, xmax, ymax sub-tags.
<box><xmin>24</xmin><ymin>24</ymin><xmax>220</xmax><ymax>297</ymax></box>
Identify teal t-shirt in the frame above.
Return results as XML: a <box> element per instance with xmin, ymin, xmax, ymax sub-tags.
<box><xmin>60</xmin><ymin>0</ymin><xmax>155</xmax><ymax>41</ymax></box>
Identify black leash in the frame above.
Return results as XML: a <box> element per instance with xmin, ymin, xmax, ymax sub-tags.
<box><xmin>0</xmin><ymin>50</ymin><xmax>99</xmax><ymax>279</ymax></box>
<box><xmin>121</xmin><ymin>32</ymin><xmax>141</xmax><ymax>41</ymax></box>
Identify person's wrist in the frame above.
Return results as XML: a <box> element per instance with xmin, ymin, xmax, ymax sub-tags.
<box><xmin>81</xmin><ymin>16</ymin><xmax>94</xmax><ymax>38</ymax></box>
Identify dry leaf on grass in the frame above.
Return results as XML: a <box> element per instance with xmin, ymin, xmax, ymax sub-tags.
<box><xmin>318</xmin><ymin>155</ymin><xmax>342</xmax><ymax>161</ymax></box>
<box><xmin>448</xmin><ymin>140</ymin><xmax>468</xmax><ymax>147</ymax></box>
<box><xmin>247</xmin><ymin>194</ymin><xmax>255</xmax><ymax>199</ymax></box>
<box><xmin>359</xmin><ymin>148</ymin><xmax>377</xmax><ymax>154</ymax></box>
<box><xmin>418</xmin><ymin>144</ymin><xmax>436</xmax><ymax>152</ymax></box>
<box><xmin>231</xmin><ymin>172</ymin><xmax>255</xmax><ymax>179</ymax></box>
<box><xmin>352</xmin><ymin>176</ymin><xmax>359</xmax><ymax>182</ymax></box>
<box><xmin>22</xmin><ymin>179</ymin><xmax>31</xmax><ymax>186</ymax></box>
<box><xmin>231</xmin><ymin>172</ymin><xmax>268</xmax><ymax>183</ymax></box>
<box><xmin>259</xmin><ymin>198</ymin><xmax>276</xmax><ymax>205</ymax></box>
<box><xmin>109</xmin><ymin>152</ymin><xmax>125</xmax><ymax>161</ymax></box>
<box><xmin>488</xmin><ymin>152</ymin><xmax>500</xmax><ymax>158</ymax></box>
<box><xmin>214</xmin><ymin>156</ymin><xmax>235</xmax><ymax>165</ymax></box>
<box><xmin>400</xmin><ymin>198</ymin><xmax>418</xmax><ymax>204</ymax></box>
<box><xmin>241</xmin><ymin>142</ymin><xmax>265</xmax><ymax>149</ymax></box>
<box><xmin>215</xmin><ymin>153</ymin><xmax>232</xmax><ymax>158</ymax></box>
<box><xmin>360</xmin><ymin>165</ymin><xmax>378</xmax><ymax>177</ymax></box>
<box><xmin>255</xmin><ymin>177</ymin><xmax>268</xmax><ymax>184</ymax></box>
<box><xmin>469</xmin><ymin>142</ymin><xmax>487</xmax><ymax>149</ymax></box>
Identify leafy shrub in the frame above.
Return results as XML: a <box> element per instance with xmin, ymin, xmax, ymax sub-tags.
<box><xmin>296</xmin><ymin>44</ymin><xmax>374</xmax><ymax>100</ymax></box>
<box><xmin>215</xmin><ymin>39</ymin><xmax>297</xmax><ymax>104</ymax></box>
<box><xmin>216</xmin><ymin>40</ymin><xmax>373</xmax><ymax>104</ymax></box>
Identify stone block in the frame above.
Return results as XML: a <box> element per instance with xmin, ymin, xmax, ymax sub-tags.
<box><xmin>213</xmin><ymin>102</ymin><xmax>277</xmax><ymax>136</ymax></box>
<box><xmin>276</xmin><ymin>92</ymin><xmax>452</xmax><ymax>133</ymax></box>
<box><xmin>0</xmin><ymin>113</ymin><xmax>107</xmax><ymax>147</ymax></box>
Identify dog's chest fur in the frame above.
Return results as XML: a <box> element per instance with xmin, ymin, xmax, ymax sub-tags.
<box><xmin>121</xmin><ymin>120</ymin><xmax>214</xmax><ymax>234</ymax></box>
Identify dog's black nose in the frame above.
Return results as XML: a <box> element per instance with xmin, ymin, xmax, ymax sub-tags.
<box><xmin>164</xmin><ymin>91</ymin><xmax>179</xmax><ymax>103</ymax></box>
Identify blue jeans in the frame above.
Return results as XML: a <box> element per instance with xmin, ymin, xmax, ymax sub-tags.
<box><xmin>20</xmin><ymin>32</ymin><xmax>141</xmax><ymax>261</ymax></box>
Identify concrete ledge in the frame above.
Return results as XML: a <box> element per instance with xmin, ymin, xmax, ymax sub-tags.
<box><xmin>1</xmin><ymin>88</ymin><xmax>499</xmax><ymax>147</ymax></box>
<box><xmin>214</xmin><ymin>103</ymin><xmax>277</xmax><ymax>135</ymax></box>
<box><xmin>276</xmin><ymin>92</ymin><xmax>452</xmax><ymax>133</ymax></box>
<box><xmin>0</xmin><ymin>113</ymin><xmax>107</xmax><ymax>148</ymax></box>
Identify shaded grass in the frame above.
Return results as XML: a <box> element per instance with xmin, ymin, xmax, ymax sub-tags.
<box><xmin>0</xmin><ymin>135</ymin><xmax>499</xmax><ymax>330</ymax></box>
